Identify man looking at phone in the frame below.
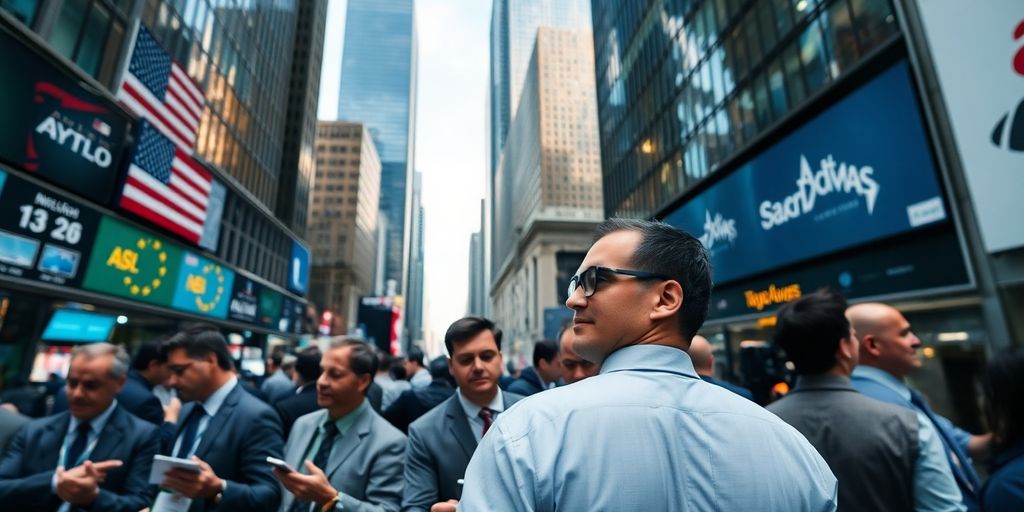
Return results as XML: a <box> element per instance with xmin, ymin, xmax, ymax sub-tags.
<box><xmin>0</xmin><ymin>343</ymin><xmax>159</xmax><ymax>511</ymax></box>
<box><xmin>402</xmin><ymin>316</ymin><xmax>524</xmax><ymax>511</ymax></box>
<box><xmin>160</xmin><ymin>326</ymin><xmax>283</xmax><ymax>511</ymax></box>
<box><xmin>274</xmin><ymin>337</ymin><xmax>405</xmax><ymax>512</ymax></box>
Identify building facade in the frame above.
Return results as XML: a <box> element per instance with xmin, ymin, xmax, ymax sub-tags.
<box><xmin>309</xmin><ymin>121</ymin><xmax>381</xmax><ymax>335</ymax></box>
<box><xmin>491</xmin><ymin>27</ymin><xmax>603</xmax><ymax>365</ymax></box>
<box><xmin>337</xmin><ymin>0</ymin><xmax>418</xmax><ymax>296</ymax></box>
<box><xmin>405</xmin><ymin>171</ymin><xmax>425</xmax><ymax>346</ymax></box>
<box><xmin>590</xmin><ymin>0</ymin><xmax>1020</xmax><ymax>424</ymax></box>
<box><xmin>0</xmin><ymin>0</ymin><xmax>316</xmax><ymax>387</ymax></box>
<box><xmin>276</xmin><ymin>0</ymin><xmax>328</xmax><ymax>237</ymax></box>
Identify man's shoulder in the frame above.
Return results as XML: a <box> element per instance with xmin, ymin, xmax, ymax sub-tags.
<box><xmin>232</xmin><ymin>386</ymin><xmax>278</xmax><ymax>421</ymax></box>
<box><xmin>409</xmin><ymin>395</ymin><xmax>456</xmax><ymax>432</ymax></box>
<box><xmin>366</xmin><ymin>409</ymin><xmax>407</xmax><ymax>445</ymax></box>
<box><xmin>114</xmin><ymin>404</ymin><xmax>160</xmax><ymax>435</ymax></box>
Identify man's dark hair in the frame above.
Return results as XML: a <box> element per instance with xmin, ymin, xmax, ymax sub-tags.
<box><xmin>131</xmin><ymin>339</ymin><xmax>167</xmax><ymax>371</ymax></box>
<box><xmin>444</xmin><ymin>316</ymin><xmax>503</xmax><ymax>356</ymax></box>
<box><xmin>389</xmin><ymin>357</ymin><xmax>408</xmax><ymax>380</ymax></box>
<box><xmin>773</xmin><ymin>289</ymin><xmax>850</xmax><ymax>375</ymax></box>
<box><xmin>328</xmin><ymin>337</ymin><xmax>378</xmax><ymax>378</ymax></box>
<box><xmin>407</xmin><ymin>347</ymin><xmax>425</xmax><ymax>366</ymax></box>
<box><xmin>161</xmin><ymin>325</ymin><xmax>233</xmax><ymax>370</ymax></box>
<box><xmin>428</xmin><ymin>355</ymin><xmax>452</xmax><ymax>382</ymax></box>
<box><xmin>269</xmin><ymin>351</ymin><xmax>283</xmax><ymax>367</ymax></box>
<box><xmin>594</xmin><ymin>219</ymin><xmax>712</xmax><ymax>341</ymax></box>
<box><xmin>983</xmin><ymin>348</ymin><xmax>1024</xmax><ymax>449</ymax></box>
<box><xmin>294</xmin><ymin>346</ymin><xmax>322</xmax><ymax>384</ymax></box>
<box><xmin>376</xmin><ymin>351</ymin><xmax>394</xmax><ymax>373</ymax></box>
<box><xmin>532</xmin><ymin>339</ymin><xmax>559</xmax><ymax>367</ymax></box>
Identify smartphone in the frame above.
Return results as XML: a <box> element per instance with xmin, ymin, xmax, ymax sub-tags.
<box><xmin>266</xmin><ymin>456</ymin><xmax>294</xmax><ymax>472</ymax></box>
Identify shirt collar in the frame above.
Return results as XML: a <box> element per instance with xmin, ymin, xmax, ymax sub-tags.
<box><xmin>852</xmin><ymin>365</ymin><xmax>911</xmax><ymax>401</ymax></box>
<box><xmin>599</xmin><ymin>345</ymin><xmax>700</xmax><ymax>379</ymax></box>
<box><xmin>202</xmin><ymin>376</ymin><xmax>238</xmax><ymax>416</ymax></box>
<box><xmin>457</xmin><ymin>389</ymin><xmax>505</xmax><ymax>419</ymax></box>
<box><xmin>69</xmin><ymin>399</ymin><xmax>118</xmax><ymax>436</ymax></box>
<box><xmin>323</xmin><ymin>399</ymin><xmax>369</xmax><ymax>436</ymax></box>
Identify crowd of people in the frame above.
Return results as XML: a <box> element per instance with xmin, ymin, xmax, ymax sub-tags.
<box><xmin>0</xmin><ymin>218</ymin><xmax>1020</xmax><ymax>511</ymax></box>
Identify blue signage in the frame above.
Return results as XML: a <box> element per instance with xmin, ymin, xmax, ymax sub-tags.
<box><xmin>42</xmin><ymin>310</ymin><xmax>116</xmax><ymax>343</ymax></box>
<box><xmin>288</xmin><ymin>240</ymin><xmax>310</xmax><ymax>295</ymax></box>
<box><xmin>171</xmin><ymin>251</ymin><xmax>235</xmax><ymax>318</ymax></box>
<box><xmin>664</xmin><ymin>61</ymin><xmax>947</xmax><ymax>284</ymax></box>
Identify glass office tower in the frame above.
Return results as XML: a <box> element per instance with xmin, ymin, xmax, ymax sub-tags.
<box><xmin>337</xmin><ymin>0</ymin><xmax>417</xmax><ymax>293</ymax></box>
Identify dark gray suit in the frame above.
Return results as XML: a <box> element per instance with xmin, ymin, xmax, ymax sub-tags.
<box><xmin>401</xmin><ymin>391</ymin><xmax>523</xmax><ymax>511</ymax></box>
<box><xmin>0</xmin><ymin>405</ymin><xmax>158</xmax><ymax>511</ymax></box>
<box><xmin>174</xmin><ymin>382</ymin><xmax>284</xmax><ymax>511</ymax></box>
<box><xmin>767</xmin><ymin>373</ymin><xmax>919</xmax><ymax>512</ymax></box>
<box><xmin>279</xmin><ymin>405</ymin><xmax>406</xmax><ymax>512</ymax></box>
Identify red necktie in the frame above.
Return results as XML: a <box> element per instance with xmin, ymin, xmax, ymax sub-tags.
<box><xmin>478</xmin><ymin>408</ymin><xmax>493</xmax><ymax>436</ymax></box>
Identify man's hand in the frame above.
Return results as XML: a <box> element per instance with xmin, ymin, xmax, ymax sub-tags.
<box><xmin>431</xmin><ymin>499</ymin><xmax>459</xmax><ymax>512</ymax></box>
<box><xmin>272</xmin><ymin>461</ymin><xmax>338</xmax><ymax>507</ymax></box>
<box><xmin>56</xmin><ymin>460</ymin><xmax>123</xmax><ymax>505</ymax></box>
<box><xmin>163</xmin><ymin>397</ymin><xmax>182</xmax><ymax>423</ymax></box>
<box><xmin>160</xmin><ymin>456</ymin><xmax>223</xmax><ymax>500</ymax></box>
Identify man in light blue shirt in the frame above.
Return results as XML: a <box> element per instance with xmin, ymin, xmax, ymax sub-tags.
<box><xmin>459</xmin><ymin>219</ymin><xmax>837</xmax><ymax>511</ymax></box>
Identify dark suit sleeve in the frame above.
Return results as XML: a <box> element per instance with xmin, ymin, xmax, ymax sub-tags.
<box><xmin>339</xmin><ymin>434</ymin><xmax>405</xmax><ymax>512</ymax></box>
<box><xmin>90</xmin><ymin>422</ymin><xmax>159</xmax><ymax>512</ymax></box>
<box><xmin>401</xmin><ymin>425</ymin><xmax>439</xmax><ymax>512</ymax></box>
<box><xmin>506</xmin><ymin>380</ymin><xmax>529</xmax><ymax>397</ymax></box>
<box><xmin>0</xmin><ymin>424</ymin><xmax>57</xmax><ymax>507</ymax></box>
<box><xmin>367</xmin><ymin>383</ymin><xmax>383</xmax><ymax>414</ymax></box>
<box><xmin>219</xmin><ymin>405</ymin><xmax>284</xmax><ymax>511</ymax></box>
<box><xmin>383</xmin><ymin>395</ymin><xmax>411</xmax><ymax>433</ymax></box>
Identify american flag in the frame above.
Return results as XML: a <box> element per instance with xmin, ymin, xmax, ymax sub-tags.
<box><xmin>116</xmin><ymin>25</ymin><xmax>204</xmax><ymax>152</ymax></box>
<box><xmin>121</xmin><ymin>121</ymin><xmax>213</xmax><ymax>244</ymax></box>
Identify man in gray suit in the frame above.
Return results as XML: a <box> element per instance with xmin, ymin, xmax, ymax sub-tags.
<box><xmin>274</xmin><ymin>338</ymin><xmax>405</xmax><ymax>512</ymax></box>
<box><xmin>402</xmin><ymin>317</ymin><xmax>523</xmax><ymax>512</ymax></box>
<box><xmin>767</xmin><ymin>289</ymin><xmax>964</xmax><ymax>512</ymax></box>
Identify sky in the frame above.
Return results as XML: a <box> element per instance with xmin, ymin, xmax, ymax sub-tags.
<box><xmin>318</xmin><ymin>0</ymin><xmax>492</xmax><ymax>352</ymax></box>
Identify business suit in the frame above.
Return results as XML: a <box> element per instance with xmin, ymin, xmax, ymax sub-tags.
<box><xmin>0</xmin><ymin>405</ymin><xmax>158</xmax><ymax>511</ymax></box>
<box><xmin>279</xmin><ymin>407</ymin><xmax>406</xmax><ymax>512</ymax></box>
<box><xmin>174</xmin><ymin>382</ymin><xmax>284</xmax><ymax>511</ymax></box>
<box><xmin>275</xmin><ymin>383</ymin><xmax>318</xmax><ymax>438</ymax></box>
<box><xmin>507</xmin><ymin>367</ymin><xmax>551</xmax><ymax>396</ymax></box>
<box><xmin>700</xmin><ymin>375</ymin><xmax>754</xmax><ymax>401</ymax></box>
<box><xmin>383</xmin><ymin>381</ymin><xmax>454</xmax><ymax>433</ymax></box>
<box><xmin>0</xmin><ymin>408</ymin><xmax>28</xmax><ymax>454</ymax></box>
<box><xmin>119</xmin><ymin>370</ymin><xmax>178</xmax><ymax>452</ymax></box>
<box><xmin>402</xmin><ymin>391</ymin><xmax>523</xmax><ymax>511</ymax></box>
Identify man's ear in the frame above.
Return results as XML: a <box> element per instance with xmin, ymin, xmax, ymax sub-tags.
<box><xmin>650</xmin><ymin>280</ymin><xmax>684</xmax><ymax>322</ymax></box>
<box><xmin>861</xmin><ymin>334</ymin><xmax>881</xmax><ymax>357</ymax></box>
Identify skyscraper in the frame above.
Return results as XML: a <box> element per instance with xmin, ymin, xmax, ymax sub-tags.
<box><xmin>406</xmin><ymin>171</ymin><xmax>425</xmax><ymax>346</ymax></box>
<box><xmin>337</xmin><ymin>0</ymin><xmax>418</xmax><ymax>295</ymax></box>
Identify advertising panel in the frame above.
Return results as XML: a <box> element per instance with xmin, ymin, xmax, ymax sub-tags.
<box><xmin>0</xmin><ymin>167</ymin><xmax>102</xmax><ymax>287</ymax></box>
<box><xmin>915</xmin><ymin>1</ymin><xmax>1024</xmax><ymax>252</ymax></box>
<box><xmin>258</xmin><ymin>287</ymin><xmax>283</xmax><ymax>328</ymax></box>
<box><xmin>171</xmin><ymin>251</ymin><xmax>235</xmax><ymax>318</ymax></box>
<box><xmin>706</xmin><ymin>230</ymin><xmax>969</xmax><ymax>320</ymax></box>
<box><xmin>0</xmin><ymin>26</ymin><xmax>131</xmax><ymax>204</ymax></box>
<box><xmin>664</xmin><ymin>61</ymin><xmax>947</xmax><ymax>284</ymax></box>
<box><xmin>82</xmin><ymin>217</ymin><xmax>183</xmax><ymax>307</ymax></box>
<box><xmin>228</xmin><ymin>276</ymin><xmax>262</xmax><ymax>324</ymax></box>
<box><xmin>287</xmin><ymin>241</ymin><xmax>310</xmax><ymax>295</ymax></box>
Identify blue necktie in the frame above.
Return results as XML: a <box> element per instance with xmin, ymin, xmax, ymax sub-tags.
<box><xmin>65</xmin><ymin>421</ymin><xmax>91</xmax><ymax>468</ymax></box>
<box><xmin>175</xmin><ymin>405</ymin><xmax>206</xmax><ymax>459</ymax></box>
<box><xmin>908</xmin><ymin>389</ymin><xmax>980</xmax><ymax>494</ymax></box>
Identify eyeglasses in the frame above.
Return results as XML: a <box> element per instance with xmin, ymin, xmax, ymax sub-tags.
<box><xmin>567</xmin><ymin>266</ymin><xmax>669</xmax><ymax>298</ymax></box>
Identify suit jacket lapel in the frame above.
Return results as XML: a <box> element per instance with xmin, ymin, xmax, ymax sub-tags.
<box><xmin>445</xmin><ymin>396</ymin><xmax>477</xmax><ymax>460</ymax></box>
<box><xmin>194</xmin><ymin>385</ymin><xmax>241</xmax><ymax>459</ymax></box>
<box><xmin>42</xmin><ymin>413</ymin><xmax>70</xmax><ymax>467</ymax></box>
<box><xmin>325</xmin><ymin>409</ymin><xmax>370</xmax><ymax>479</ymax></box>
<box><xmin>286</xmin><ymin>410</ymin><xmax>324</xmax><ymax>467</ymax></box>
<box><xmin>88</xmin><ymin>406</ymin><xmax>126</xmax><ymax>462</ymax></box>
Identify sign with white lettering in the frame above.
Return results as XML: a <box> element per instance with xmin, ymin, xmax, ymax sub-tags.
<box><xmin>0</xmin><ymin>166</ymin><xmax>102</xmax><ymax>286</ymax></box>
<box><xmin>664</xmin><ymin>61</ymin><xmax>948</xmax><ymax>284</ymax></box>
<box><xmin>0</xmin><ymin>26</ymin><xmax>131</xmax><ymax>204</ymax></box>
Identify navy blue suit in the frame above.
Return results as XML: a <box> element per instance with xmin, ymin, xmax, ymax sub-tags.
<box><xmin>0</xmin><ymin>405</ymin><xmax>159</xmax><ymax>511</ymax></box>
<box><xmin>383</xmin><ymin>380</ymin><xmax>454</xmax><ymax>433</ymax></box>
<box><xmin>507</xmin><ymin>367</ymin><xmax>551</xmax><ymax>396</ymax></box>
<box><xmin>274</xmin><ymin>383</ymin><xmax>317</xmax><ymax>438</ymax></box>
<box><xmin>983</xmin><ymin>441</ymin><xmax>1024</xmax><ymax>512</ymax></box>
<box><xmin>700</xmin><ymin>375</ymin><xmax>754</xmax><ymax>401</ymax></box>
<box><xmin>172</xmin><ymin>383</ymin><xmax>283</xmax><ymax>511</ymax></box>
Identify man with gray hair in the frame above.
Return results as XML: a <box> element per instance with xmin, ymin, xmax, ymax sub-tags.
<box><xmin>0</xmin><ymin>342</ymin><xmax>159</xmax><ymax>511</ymax></box>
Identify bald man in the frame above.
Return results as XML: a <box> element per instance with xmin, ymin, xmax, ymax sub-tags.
<box><xmin>558</xmin><ymin>327</ymin><xmax>599</xmax><ymax>384</ymax></box>
<box><xmin>688</xmin><ymin>336</ymin><xmax>753</xmax><ymax>400</ymax></box>
<box><xmin>848</xmin><ymin>303</ymin><xmax>988</xmax><ymax>512</ymax></box>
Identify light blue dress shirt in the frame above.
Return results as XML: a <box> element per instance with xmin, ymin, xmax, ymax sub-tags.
<box><xmin>459</xmin><ymin>345</ymin><xmax>838</xmax><ymax>511</ymax></box>
<box><xmin>457</xmin><ymin>389</ymin><xmax>505</xmax><ymax>443</ymax></box>
<box><xmin>852</xmin><ymin>366</ymin><xmax>966</xmax><ymax>512</ymax></box>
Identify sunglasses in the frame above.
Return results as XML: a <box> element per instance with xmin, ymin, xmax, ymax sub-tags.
<box><xmin>567</xmin><ymin>266</ymin><xmax>669</xmax><ymax>298</ymax></box>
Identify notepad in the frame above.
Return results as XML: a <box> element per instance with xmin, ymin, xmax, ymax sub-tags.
<box><xmin>148</xmin><ymin>454</ymin><xmax>201</xmax><ymax>485</ymax></box>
